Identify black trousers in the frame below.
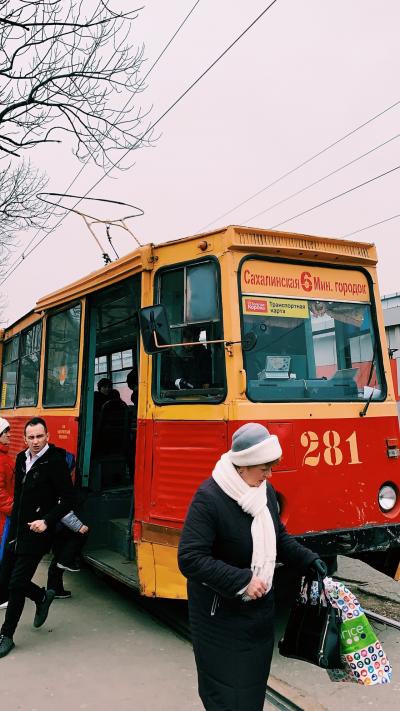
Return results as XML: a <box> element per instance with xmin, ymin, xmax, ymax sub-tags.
<box><xmin>47</xmin><ymin>526</ymin><xmax>88</xmax><ymax>591</ymax></box>
<box><xmin>0</xmin><ymin>547</ymin><xmax>45</xmax><ymax>639</ymax></box>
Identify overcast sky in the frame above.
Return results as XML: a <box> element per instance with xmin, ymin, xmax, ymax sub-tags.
<box><xmin>2</xmin><ymin>0</ymin><xmax>400</xmax><ymax>324</ymax></box>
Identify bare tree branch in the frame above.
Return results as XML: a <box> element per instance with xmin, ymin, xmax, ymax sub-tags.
<box><xmin>0</xmin><ymin>160</ymin><xmax>53</xmax><ymax>260</ymax></box>
<box><xmin>0</xmin><ymin>1</ymin><xmax>151</xmax><ymax>268</ymax></box>
<box><xmin>0</xmin><ymin>1</ymin><xmax>152</xmax><ymax>168</ymax></box>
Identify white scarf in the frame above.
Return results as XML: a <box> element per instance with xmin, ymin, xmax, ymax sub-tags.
<box><xmin>212</xmin><ymin>452</ymin><xmax>277</xmax><ymax>597</ymax></box>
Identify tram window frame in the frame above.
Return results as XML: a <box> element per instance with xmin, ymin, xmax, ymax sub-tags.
<box><xmin>238</xmin><ymin>255</ymin><xmax>386</xmax><ymax>404</ymax></box>
<box><xmin>0</xmin><ymin>335</ymin><xmax>20</xmax><ymax>409</ymax></box>
<box><xmin>43</xmin><ymin>302</ymin><xmax>82</xmax><ymax>408</ymax></box>
<box><xmin>16</xmin><ymin>321</ymin><xmax>42</xmax><ymax>408</ymax></box>
<box><xmin>152</xmin><ymin>257</ymin><xmax>227</xmax><ymax>405</ymax></box>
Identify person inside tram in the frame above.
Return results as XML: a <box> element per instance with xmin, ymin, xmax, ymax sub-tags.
<box><xmin>93</xmin><ymin>376</ymin><xmax>112</xmax><ymax>427</ymax></box>
<box><xmin>93</xmin><ymin>377</ymin><xmax>112</xmax><ymax>414</ymax></box>
<box><xmin>171</xmin><ymin>325</ymin><xmax>212</xmax><ymax>390</ymax></box>
<box><xmin>126</xmin><ymin>367</ymin><xmax>138</xmax><ymax>407</ymax></box>
<box><xmin>95</xmin><ymin>388</ymin><xmax>130</xmax><ymax>463</ymax></box>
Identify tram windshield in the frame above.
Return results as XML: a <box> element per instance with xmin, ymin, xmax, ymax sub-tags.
<box><xmin>240</xmin><ymin>261</ymin><xmax>384</xmax><ymax>402</ymax></box>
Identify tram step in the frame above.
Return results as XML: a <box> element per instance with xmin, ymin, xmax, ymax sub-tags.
<box><xmin>84</xmin><ymin>548</ymin><xmax>139</xmax><ymax>590</ymax></box>
<box><xmin>108</xmin><ymin>518</ymin><xmax>132</xmax><ymax>558</ymax></box>
<box><xmin>79</xmin><ymin>488</ymin><xmax>132</xmax><ymax>551</ymax></box>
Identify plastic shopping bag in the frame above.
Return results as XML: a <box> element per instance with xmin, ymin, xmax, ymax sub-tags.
<box><xmin>305</xmin><ymin>577</ymin><xmax>392</xmax><ymax>685</ymax></box>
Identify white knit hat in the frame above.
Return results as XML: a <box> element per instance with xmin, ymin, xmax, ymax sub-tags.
<box><xmin>0</xmin><ymin>417</ymin><xmax>10</xmax><ymax>435</ymax></box>
<box><xmin>229</xmin><ymin>423</ymin><xmax>282</xmax><ymax>466</ymax></box>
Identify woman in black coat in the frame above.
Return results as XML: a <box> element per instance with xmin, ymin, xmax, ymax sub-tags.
<box><xmin>178</xmin><ymin>423</ymin><xmax>326</xmax><ymax>711</ymax></box>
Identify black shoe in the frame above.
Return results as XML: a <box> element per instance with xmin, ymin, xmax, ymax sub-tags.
<box><xmin>34</xmin><ymin>589</ymin><xmax>55</xmax><ymax>628</ymax></box>
<box><xmin>53</xmin><ymin>589</ymin><xmax>72</xmax><ymax>599</ymax></box>
<box><xmin>0</xmin><ymin>635</ymin><xmax>14</xmax><ymax>658</ymax></box>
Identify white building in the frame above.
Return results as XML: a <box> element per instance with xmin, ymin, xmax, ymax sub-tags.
<box><xmin>382</xmin><ymin>293</ymin><xmax>400</xmax><ymax>405</ymax></box>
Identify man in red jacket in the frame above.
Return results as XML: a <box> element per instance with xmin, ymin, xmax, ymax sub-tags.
<box><xmin>0</xmin><ymin>418</ymin><xmax>14</xmax><ymax>573</ymax></box>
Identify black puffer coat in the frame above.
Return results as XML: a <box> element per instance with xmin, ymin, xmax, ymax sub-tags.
<box><xmin>9</xmin><ymin>445</ymin><xmax>75</xmax><ymax>556</ymax></box>
<box><xmin>178</xmin><ymin>478</ymin><xmax>318</xmax><ymax>711</ymax></box>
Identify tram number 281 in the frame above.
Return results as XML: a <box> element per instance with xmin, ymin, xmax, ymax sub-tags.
<box><xmin>300</xmin><ymin>430</ymin><xmax>362</xmax><ymax>467</ymax></box>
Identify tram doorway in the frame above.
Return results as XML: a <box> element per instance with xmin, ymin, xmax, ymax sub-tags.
<box><xmin>77</xmin><ymin>276</ymin><xmax>141</xmax><ymax>585</ymax></box>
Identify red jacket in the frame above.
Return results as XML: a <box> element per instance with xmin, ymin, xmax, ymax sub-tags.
<box><xmin>0</xmin><ymin>443</ymin><xmax>14</xmax><ymax>540</ymax></box>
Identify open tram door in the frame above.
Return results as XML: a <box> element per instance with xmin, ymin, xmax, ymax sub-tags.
<box><xmin>77</xmin><ymin>276</ymin><xmax>141</xmax><ymax>587</ymax></box>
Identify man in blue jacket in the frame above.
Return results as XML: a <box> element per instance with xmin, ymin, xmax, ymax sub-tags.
<box><xmin>0</xmin><ymin>417</ymin><xmax>74</xmax><ymax>658</ymax></box>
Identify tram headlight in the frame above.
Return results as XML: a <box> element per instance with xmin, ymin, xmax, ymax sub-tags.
<box><xmin>378</xmin><ymin>484</ymin><xmax>397</xmax><ymax>512</ymax></box>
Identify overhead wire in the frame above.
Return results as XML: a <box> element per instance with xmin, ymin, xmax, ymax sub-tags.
<box><xmin>268</xmin><ymin>163</ymin><xmax>400</xmax><ymax>230</ymax></box>
<box><xmin>342</xmin><ymin>213</ymin><xmax>400</xmax><ymax>239</ymax></box>
<box><xmin>1</xmin><ymin>0</ymin><xmax>280</xmax><ymax>286</ymax></box>
<box><xmin>0</xmin><ymin>0</ymin><xmax>203</xmax><ymax>284</ymax></box>
<box><xmin>199</xmin><ymin>97</ymin><xmax>400</xmax><ymax>231</ymax></box>
<box><xmin>244</xmin><ymin>131</ymin><xmax>400</xmax><ymax>224</ymax></box>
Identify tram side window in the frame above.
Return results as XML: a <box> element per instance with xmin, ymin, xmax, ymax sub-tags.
<box><xmin>43</xmin><ymin>304</ymin><xmax>81</xmax><ymax>407</ymax></box>
<box><xmin>1</xmin><ymin>336</ymin><xmax>19</xmax><ymax>408</ymax></box>
<box><xmin>154</xmin><ymin>260</ymin><xmax>226</xmax><ymax>403</ymax></box>
<box><xmin>17</xmin><ymin>322</ymin><xmax>42</xmax><ymax>407</ymax></box>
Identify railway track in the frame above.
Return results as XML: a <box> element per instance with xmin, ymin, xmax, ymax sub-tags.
<box><xmin>365</xmin><ymin>608</ymin><xmax>400</xmax><ymax>630</ymax></box>
<box><xmin>102</xmin><ymin>575</ymin><xmax>400</xmax><ymax>710</ymax></box>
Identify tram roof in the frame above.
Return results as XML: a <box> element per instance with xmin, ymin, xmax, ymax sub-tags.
<box><xmin>31</xmin><ymin>225</ymin><xmax>377</xmax><ymax>314</ymax></box>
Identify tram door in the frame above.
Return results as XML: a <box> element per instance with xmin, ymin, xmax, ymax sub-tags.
<box><xmin>78</xmin><ymin>276</ymin><xmax>141</xmax><ymax>564</ymax></box>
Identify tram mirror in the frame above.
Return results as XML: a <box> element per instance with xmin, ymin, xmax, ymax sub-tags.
<box><xmin>138</xmin><ymin>305</ymin><xmax>171</xmax><ymax>354</ymax></box>
<box><xmin>242</xmin><ymin>332</ymin><xmax>257</xmax><ymax>351</ymax></box>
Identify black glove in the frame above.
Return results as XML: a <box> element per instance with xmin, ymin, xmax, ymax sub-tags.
<box><xmin>309</xmin><ymin>558</ymin><xmax>328</xmax><ymax>578</ymax></box>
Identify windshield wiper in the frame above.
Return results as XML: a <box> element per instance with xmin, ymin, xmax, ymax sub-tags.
<box><xmin>359</xmin><ymin>342</ymin><xmax>377</xmax><ymax>417</ymax></box>
<box><xmin>359</xmin><ymin>388</ymin><xmax>374</xmax><ymax>417</ymax></box>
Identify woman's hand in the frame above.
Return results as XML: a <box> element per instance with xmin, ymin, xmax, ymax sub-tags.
<box><xmin>244</xmin><ymin>575</ymin><xmax>267</xmax><ymax>599</ymax></box>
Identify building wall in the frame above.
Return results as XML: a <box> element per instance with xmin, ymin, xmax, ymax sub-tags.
<box><xmin>382</xmin><ymin>293</ymin><xmax>400</xmax><ymax>408</ymax></box>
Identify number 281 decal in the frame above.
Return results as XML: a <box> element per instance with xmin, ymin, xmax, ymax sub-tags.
<box><xmin>300</xmin><ymin>430</ymin><xmax>362</xmax><ymax>467</ymax></box>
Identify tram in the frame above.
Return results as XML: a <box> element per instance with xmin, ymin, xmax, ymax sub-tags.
<box><xmin>1</xmin><ymin>225</ymin><xmax>399</xmax><ymax>597</ymax></box>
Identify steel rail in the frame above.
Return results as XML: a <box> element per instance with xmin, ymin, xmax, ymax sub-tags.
<box><xmin>364</xmin><ymin>609</ymin><xmax>400</xmax><ymax>631</ymax></box>
<box><xmin>90</xmin><ymin>572</ymin><xmax>310</xmax><ymax>710</ymax></box>
<box><xmin>265</xmin><ymin>686</ymin><xmax>305</xmax><ymax>711</ymax></box>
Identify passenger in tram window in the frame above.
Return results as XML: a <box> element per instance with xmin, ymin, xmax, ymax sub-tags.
<box><xmin>92</xmin><ymin>377</ymin><xmax>113</xmax><ymax>442</ymax></box>
<box><xmin>93</xmin><ymin>377</ymin><xmax>112</xmax><ymax>413</ymax></box>
<box><xmin>95</xmin><ymin>388</ymin><xmax>130</xmax><ymax>460</ymax></box>
<box><xmin>0</xmin><ymin>417</ymin><xmax>74</xmax><ymax>659</ymax></box>
<box><xmin>178</xmin><ymin>423</ymin><xmax>327</xmax><ymax>711</ymax></box>
<box><xmin>126</xmin><ymin>367</ymin><xmax>138</xmax><ymax>405</ymax></box>
<box><xmin>168</xmin><ymin>325</ymin><xmax>212</xmax><ymax>390</ymax></box>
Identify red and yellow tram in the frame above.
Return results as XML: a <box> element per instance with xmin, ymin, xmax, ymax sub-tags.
<box><xmin>1</xmin><ymin>225</ymin><xmax>399</xmax><ymax>597</ymax></box>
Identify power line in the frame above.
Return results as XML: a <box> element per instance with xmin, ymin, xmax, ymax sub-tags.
<box><xmin>199</xmin><ymin>97</ymin><xmax>400</xmax><ymax>231</ymax></box>
<box><xmin>245</xmin><ymin>131</ymin><xmax>400</xmax><ymax>224</ymax></box>
<box><xmin>342</xmin><ymin>213</ymin><xmax>400</xmax><ymax>238</ymax></box>
<box><xmin>1</xmin><ymin>0</ymin><xmax>202</xmax><ymax>284</ymax></box>
<box><xmin>268</xmin><ymin>162</ymin><xmax>400</xmax><ymax>230</ymax></box>
<box><xmin>1</xmin><ymin>1</ymin><xmax>279</xmax><ymax>286</ymax></box>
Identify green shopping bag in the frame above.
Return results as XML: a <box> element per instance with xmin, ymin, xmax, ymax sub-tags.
<box><xmin>324</xmin><ymin>579</ymin><xmax>392</xmax><ymax>685</ymax></box>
